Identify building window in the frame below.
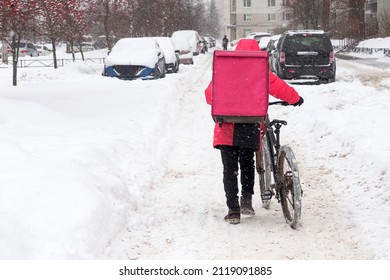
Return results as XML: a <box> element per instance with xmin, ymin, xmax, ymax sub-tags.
<box><xmin>282</xmin><ymin>0</ymin><xmax>290</xmax><ymax>6</ymax></box>
<box><xmin>244</xmin><ymin>0</ymin><xmax>251</xmax><ymax>8</ymax></box>
<box><xmin>268</xmin><ymin>14</ymin><xmax>276</xmax><ymax>21</ymax></box>
<box><xmin>268</xmin><ymin>0</ymin><xmax>276</xmax><ymax>7</ymax></box>
<box><xmin>244</xmin><ymin>14</ymin><xmax>252</xmax><ymax>22</ymax></box>
<box><xmin>231</xmin><ymin>0</ymin><xmax>236</xmax><ymax>13</ymax></box>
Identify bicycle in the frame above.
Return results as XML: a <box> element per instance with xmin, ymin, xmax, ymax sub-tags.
<box><xmin>255</xmin><ymin>101</ymin><xmax>302</xmax><ymax>229</ymax></box>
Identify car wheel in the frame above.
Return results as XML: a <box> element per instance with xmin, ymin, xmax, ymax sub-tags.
<box><xmin>174</xmin><ymin>61</ymin><xmax>179</xmax><ymax>73</ymax></box>
<box><xmin>154</xmin><ymin>67</ymin><xmax>160</xmax><ymax>79</ymax></box>
<box><xmin>276</xmin><ymin>65</ymin><xmax>284</xmax><ymax>78</ymax></box>
<box><xmin>160</xmin><ymin>65</ymin><xmax>166</xmax><ymax>78</ymax></box>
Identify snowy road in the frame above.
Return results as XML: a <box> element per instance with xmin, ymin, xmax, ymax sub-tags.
<box><xmin>108</xmin><ymin>54</ymin><xmax>389</xmax><ymax>260</ymax></box>
<box><xmin>1</xmin><ymin>49</ymin><xmax>388</xmax><ymax>260</ymax></box>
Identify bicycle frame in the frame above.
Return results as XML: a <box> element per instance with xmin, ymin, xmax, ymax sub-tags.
<box><xmin>260</xmin><ymin>101</ymin><xmax>289</xmax><ymax>202</ymax></box>
<box><xmin>257</xmin><ymin>100</ymin><xmax>302</xmax><ymax>228</ymax></box>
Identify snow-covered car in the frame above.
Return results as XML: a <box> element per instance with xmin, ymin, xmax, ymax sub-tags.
<box><xmin>103</xmin><ymin>37</ymin><xmax>166</xmax><ymax>80</ymax></box>
<box><xmin>172</xmin><ymin>30</ymin><xmax>202</xmax><ymax>55</ymax></box>
<box><xmin>153</xmin><ymin>37</ymin><xmax>179</xmax><ymax>73</ymax></box>
<box><xmin>258</xmin><ymin>36</ymin><xmax>272</xmax><ymax>51</ymax></box>
<box><xmin>172</xmin><ymin>37</ymin><xmax>194</xmax><ymax>65</ymax></box>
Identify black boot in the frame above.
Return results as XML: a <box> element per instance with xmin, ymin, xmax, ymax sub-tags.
<box><xmin>240</xmin><ymin>196</ymin><xmax>255</xmax><ymax>215</ymax></box>
<box><xmin>224</xmin><ymin>208</ymin><xmax>240</xmax><ymax>224</ymax></box>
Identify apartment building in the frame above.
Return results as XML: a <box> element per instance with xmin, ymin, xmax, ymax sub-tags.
<box><xmin>215</xmin><ymin>0</ymin><xmax>390</xmax><ymax>41</ymax></box>
<box><xmin>376</xmin><ymin>0</ymin><xmax>390</xmax><ymax>36</ymax></box>
<box><xmin>215</xmin><ymin>0</ymin><xmax>290</xmax><ymax>40</ymax></box>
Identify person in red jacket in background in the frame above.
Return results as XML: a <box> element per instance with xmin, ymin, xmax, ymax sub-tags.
<box><xmin>205</xmin><ymin>39</ymin><xmax>304</xmax><ymax>224</ymax></box>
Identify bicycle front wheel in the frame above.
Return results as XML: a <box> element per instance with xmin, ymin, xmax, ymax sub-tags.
<box><xmin>278</xmin><ymin>145</ymin><xmax>302</xmax><ymax>229</ymax></box>
<box><xmin>256</xmin><ymin>134</ymin><xmax>272</xmax><ymax>209</ymax></box>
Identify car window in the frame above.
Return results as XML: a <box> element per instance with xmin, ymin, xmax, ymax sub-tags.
<box><xmin>284</xmin><ymin>35</ymin><xmax>331</xmax><ymax>51</ymax></box>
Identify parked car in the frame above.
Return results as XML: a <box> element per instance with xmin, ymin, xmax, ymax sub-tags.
<box><xmin>258</xmin><ymin>36</ymin><xmax>272</xmax><ymax>50</ymax></box>
<box><xmin>35</xmin><ymin>44</ymin><xmax>52</xmax><ymax>56</ymax></box>
<box><xmin>199</xmin><ymin>36</ymin><xmax>208</xmax><ymax>53</ymax></box>
<box><xmin>204</xmin><ymin>36</ymin><xmax>216</xmax><ymax>48</ymax></box>
<box><xmin>153</xmin><ymin>37</ymin><xmax>179</xmax><ymax>73</ymax></box>
<box><xmin>172</xmin><ymin>37</ymin><xmax>194</xmax><ymax>65</ymax></box>
<box><xmin>69</xmin><ymin>42</ymin><xmax>96</xmax><ymax>53</ymax></box>
<box><xmin>230</xmin><ymin>39</ymin><xmax>239</xmax><ymax>49</ymax></box>
<box><xmin>267</xmin><ymin>36</ymin><xmax>281</xmax><ymax>72</ymax></box>
<box><xmin>0</xmin><ymin>42</ymin><xmax>13</xmax><ymax>59</ymax></box>
<box><xmin>246</xmin><ymin>32</ymin><xmax>271</xmax><ymax>43</ymax></box>
<box><xmin>103</xmin><ymin>37</ymin><xmax>166</xmax><ymax>80</ymax></box>
<box><xmin>17</xmin><ymin>42</ymin><xmax>40</xmax><ymax>57</ymax></box>
<box><xmin>272</xmin><ymin>30</ymin><xmax>336</xmax><ymax>83</ymax></box>
<box><xmin>172</xmin><ymin>30</ymin><xmax>202</xmax><ymax>55</ymax></box>
<box><xmin>204</xmin><ymin>36</ymin><xmax>213</xmax><ymax>49</ymax></box>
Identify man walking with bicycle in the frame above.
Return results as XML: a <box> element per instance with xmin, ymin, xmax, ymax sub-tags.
<box><xmin>205</xmin><ymin>39</ymin><xmax>304</xmax><ymax>224</ymax></box>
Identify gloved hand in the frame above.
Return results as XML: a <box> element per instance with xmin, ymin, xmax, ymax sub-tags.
<box><xmin>293</xmin><ymin>97</ymin><xmax>304</xmax><ymax>107</ymax></box>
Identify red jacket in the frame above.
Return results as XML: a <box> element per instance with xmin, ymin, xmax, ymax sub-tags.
<box><xmin>205</xmin><ymin>39</ymin><xmax>300</xmax><ymax>150</ymax></box>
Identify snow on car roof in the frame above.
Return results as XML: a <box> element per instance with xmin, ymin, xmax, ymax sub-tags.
<box><xmin>286</xmin><ymin>30</ymin><xmax>325</xmax><ymax>35</ymax></box>
<box><xmin>112</xmin><ymin>37</ymin><xmax>158</xmax><ymax>51</ymax></box>
<box><xmin>106</xmin><ymin>37</ymin><xmax>160</xmax><ymax>67</ymax></box>
<box><xmin>247</xmin><ymin>32</ymin><xmax>271</xmax><ymax>36</ymax></box>
<box><xmin>153</xmin><ymin>37</ymin><xmax>176</xmax><ymax>64</ymax></box>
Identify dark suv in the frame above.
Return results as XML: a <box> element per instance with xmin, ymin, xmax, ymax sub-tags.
<box><xmin>271</xmin><ymin>30</ymin><xmax>336</xmax><ymax>83</ymax></box>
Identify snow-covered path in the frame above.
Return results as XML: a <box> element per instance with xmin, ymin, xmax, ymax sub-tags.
<box><xmin>108</xmin><ymin>54</ymin><xmax>386</xmax><ymax>260</ymax></box>
<box><xmin>1</xmin><ymin>49</ymin><xmax>389</xmax><ymax>260</ymax></box>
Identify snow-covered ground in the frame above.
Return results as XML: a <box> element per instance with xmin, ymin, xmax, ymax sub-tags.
<box><xmin>0</xmin><ymin>38</ymin><xmax>389</xmax><ymax>262</ymax></box>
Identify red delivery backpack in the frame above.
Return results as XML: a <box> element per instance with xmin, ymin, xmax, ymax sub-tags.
<box><xmin>211</xmin><ymin>50</ymin><xmax>269</xmax><ymax>124</ymax></box>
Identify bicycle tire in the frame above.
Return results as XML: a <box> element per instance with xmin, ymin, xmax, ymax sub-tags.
<box><xmin>256</xmin><ymin>134</ymin><xmax>272</xmax><ymax>209</ymax></box>
<box><xmin>277</xmin><ymin>145</ymin><xmax>302</xmax><ymax>229</ymax></box>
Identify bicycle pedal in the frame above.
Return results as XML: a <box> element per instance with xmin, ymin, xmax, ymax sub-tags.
<box><xmin>261</xmin><ymin>190</ymin><xmax>273</xmax><ymax>200</ymax></box>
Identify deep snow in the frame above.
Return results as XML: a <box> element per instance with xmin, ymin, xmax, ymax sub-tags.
<box><xmin>0</xmin><ymin>38</ymin><xmax>389</xmax><ymax>260</ymax></box>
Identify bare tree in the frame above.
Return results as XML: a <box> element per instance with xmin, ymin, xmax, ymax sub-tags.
<box><xmin>0</xmin><ymin>0</ymin><xmax>39</xmax><ymax>86</ymax></box>
<box><xmin>348</xmin><ymin>0</ymin><xmax>365</xmax><ymax>39</ymax></box>
<box><xmin>206</xmin><ymin>0</ymin><xmax>221</xmax><ymax>38</ymax></box>
<box><xmin>286</xmin><ymin>0</ymin><xmax>323</xmax><ymax>29</ymax></box>
<box><xmin>37</xmin><ymin>0</ymin><xmax>70</xmax><ymax>69</ymax></box>
<box><xmin>60</xmin><ymin>0</ymin><xmax>89</xmax><ymax>61</ymax></box>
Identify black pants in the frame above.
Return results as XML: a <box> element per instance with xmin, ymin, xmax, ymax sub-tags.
<box><xmin>220</xmin><ymin>146</ymin><xmax>255</xmax><ymax>210</ymax></box>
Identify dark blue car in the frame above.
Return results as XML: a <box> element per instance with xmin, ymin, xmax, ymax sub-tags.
<box><xmin>103</xmin><ymin>37</ymin><xmax>166</xmax><ymax>80</ymax></box>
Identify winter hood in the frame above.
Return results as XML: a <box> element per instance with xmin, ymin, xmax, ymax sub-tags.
<box><xmin>235</xmin><ymin>39</ymin><xmax>260</xmax><ymax>51</ymax></box>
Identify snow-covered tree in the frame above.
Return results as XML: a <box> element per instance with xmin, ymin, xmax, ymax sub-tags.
<box><xmin>60</xmin><ymin>0</ymin><xmax>88</xmax><ymax>61</ymax></box>
<box><xmin>0</xmin><ymin>0</ymin><xmax>40</xmax><ymax>85</ymax></box>
<box><xmin>36</xmin><ymin>0</ymin><xmax>68</xmax><ymax>68</ymax></box>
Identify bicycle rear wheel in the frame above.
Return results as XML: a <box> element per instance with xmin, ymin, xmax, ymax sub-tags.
<box><xmin>278</xmin><ymin>145</ymin><xmax>302</xmax><ymax>229</ymax></box>
<box><xmin>256</xmin><ymin>135</ymin><xmax>272</xmax><ymax>209</ymax></box>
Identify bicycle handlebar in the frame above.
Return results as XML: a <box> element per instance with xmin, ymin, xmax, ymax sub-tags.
<box><xmin>269</xmin><ymin>101</ymin><xmax>290</xmax><ymax>106</ymax></box>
